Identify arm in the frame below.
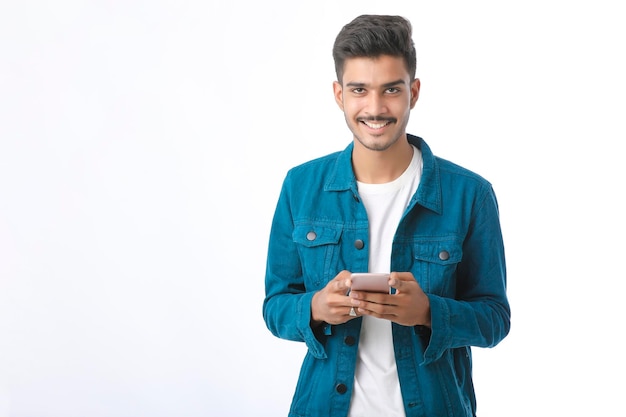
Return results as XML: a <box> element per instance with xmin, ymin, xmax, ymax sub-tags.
<box><xmin>424</xmin><ymin>185</ymin><xmax>510</xmax><ymax>364</ymax></box>
<box><xmin>262</xmin><ymin>175</ymin><xmax>356</xmax><ymax>359</ymax></box>
<box><xmin>262</xmin><ymin>176</ymin><xmax>315</xmax><ymax>345</ymax></box>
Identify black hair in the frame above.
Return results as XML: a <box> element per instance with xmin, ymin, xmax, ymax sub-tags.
<box><xmin>332</xmin><ymin>15</ymin><xmax>417</xmax><ymax>83</ymax></box>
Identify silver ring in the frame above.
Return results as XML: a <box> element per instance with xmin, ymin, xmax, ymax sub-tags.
<box><xmin>349</xmin><ymin>307</ymin><xmax>357</xmax><ymax>317</ymax></box>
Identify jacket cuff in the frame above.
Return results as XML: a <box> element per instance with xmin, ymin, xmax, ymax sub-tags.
<box><xmin>298</xmin><ymin>292</ymin><xmax>327</xmax><ymax>359</ymax></box>
<box><xmin>421</xmin><ymin>294</ymin><xmax>451</xmax><ymax>365</ymax></box>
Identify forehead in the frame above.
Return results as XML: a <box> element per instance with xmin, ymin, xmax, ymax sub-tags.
<box><xmin>341</xmin><ymin>55</ymin><xmax>410</xmax><ymax>85</ymax></box>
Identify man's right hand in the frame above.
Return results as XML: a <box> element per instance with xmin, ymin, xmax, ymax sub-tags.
<box><xmin>310</xmin><ymin>270</ymin><xmax>356</xmax><ymax>326</ymax></box>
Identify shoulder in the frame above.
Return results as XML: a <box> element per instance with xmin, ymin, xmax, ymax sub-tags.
<box><xmin>282</xmin><ymin>142</ymin><xmax>355</xmax><ymax>192</ymax></box>
<box><xmin>287</xmin><ymin>150</ymin><xmax>343</xmax><ymax>178</ymax></box>
<box><xmin>436</xmin><ymin>156</ymin><xmax>492</xmax><ymax>188</ymax></box>
<box><xmin>410</xmin><ymin>133</ymin><xmax>493</xmax><ymax>188</ymax></box>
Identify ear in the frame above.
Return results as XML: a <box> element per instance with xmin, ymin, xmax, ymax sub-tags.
<box><xmin>333</xmin><ymin>81</ymin><xmax>344</xmax><ymax>111</ymax></box>
<box><xmin>410</xmin><ymin>78</ymin><xmax>421</xmax><ymax>109</ymax></box>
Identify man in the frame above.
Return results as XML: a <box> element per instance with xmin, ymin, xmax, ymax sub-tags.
<box><xmin>263</xmin><ymin>14</ymin><xmax>510</xmax><ymax>417</ymax></box>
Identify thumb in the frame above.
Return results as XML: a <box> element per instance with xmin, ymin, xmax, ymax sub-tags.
<box><xmin>331</xmin><ymin>270</ymin><xmax>352</xmax><ymax>294</ymax></box>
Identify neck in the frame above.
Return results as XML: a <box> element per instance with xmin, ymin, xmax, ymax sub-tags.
<box><xmin>352</xmin><ymin>137</ymin><xmax>414</xmax><ymax>184</ymax></box>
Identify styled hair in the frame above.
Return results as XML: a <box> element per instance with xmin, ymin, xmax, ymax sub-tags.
<box><xmin>332</xmin><ymin>15</ymin><xmax>417</xmax><ymax>83</ymax></box>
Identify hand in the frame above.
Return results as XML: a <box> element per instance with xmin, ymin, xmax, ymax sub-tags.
<box><xmin>349</xmin><ymin>272</ymin><xmax>431</xmax><ymax>327</ymax></box>
<box><xmin>311</xmin><ymin>270</ymin><xmax>356</xmax><ymax>326</ymax></box>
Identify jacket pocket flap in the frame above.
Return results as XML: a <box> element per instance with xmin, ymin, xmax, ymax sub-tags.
<box><xmin>414</xmin><ymin>239</ymin><xmax>463</xmax><ymax>265</ymax></box>
<box><xmin>293</xmin><ymin>224</ymin><xmax>342</xmax><ymax>247</ymax></box>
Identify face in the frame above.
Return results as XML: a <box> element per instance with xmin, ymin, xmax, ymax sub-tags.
<box><xmin>333</xmin><ymin>55</ymin><xmax>420</xmax><ymax>152</ymax></box>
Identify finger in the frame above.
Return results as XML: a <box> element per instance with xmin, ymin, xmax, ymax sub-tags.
<box><xmin>356</xmin><ymin>301</ymin><xmax>395</xmax><ymax>318</ymax></box>
<box><xmin>326</xmin><ymin>271</ymin><xmax>351</xmax><ymax>294</ymax></box>
<box><xmin>389</xmin><ymin>272</ymin><xmax>418</xmax><ymax>291</ymax></box>
<box><xmin>334</xmin><ymin>270</ymin><xmax>352</xmax><ymax>295</ymax></box>
<box><xmin>390</xmin><ymin>271</ymin><xmax>414</xmax><ymax>282</ymax></box>
<box><xmin>334</xmin><ymin>278</ymin><xmax>352</xmax><ymax>294</ymax></box>
<box><xmin>389</xmin><ymin>277</ymin><xmax>401</xmax><ymax>290</ymax></box>
<box><xmin>390</xmin><ymin>278</ymin><xmax>418</xmax><ymax>296</ymax></box>
<box><xmin>388</xmin><ymin>272</ymin><xmax>399</xmax><ymax>288</ymax></box>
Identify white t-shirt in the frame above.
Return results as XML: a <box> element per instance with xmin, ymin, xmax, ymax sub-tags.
<box><xmin>348</xmin><ymin>145</ymin><xmax>422</xmax><ymax>417</ymax></box>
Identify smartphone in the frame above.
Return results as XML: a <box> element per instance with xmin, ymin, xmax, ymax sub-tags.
<box><xmin>350</xmin><ymin>273</ymin><xmax>391</xmax><ymax>293</ymax></box>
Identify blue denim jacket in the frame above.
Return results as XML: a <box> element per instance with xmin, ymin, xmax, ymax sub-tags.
<box><xmin>263</xmin><ymin>135</ymin><xmax>510</xmax><ymax>417</ymax></box>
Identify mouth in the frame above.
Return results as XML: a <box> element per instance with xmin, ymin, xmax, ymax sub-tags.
<box><xmin>358</xmin><ymin>118</ymin><xmax>396</xmax><ymax>131</ymax></box>
<box><xmin>362</xmin><ymin>121</ymin><xmax>390</xmax><ymax>129</ymax></box>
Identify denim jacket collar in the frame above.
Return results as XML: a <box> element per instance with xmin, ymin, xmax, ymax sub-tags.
<box><xmin>323</xmin><ymin>134</ymin><xmax>442</xmax><ymax>214</ymax></box>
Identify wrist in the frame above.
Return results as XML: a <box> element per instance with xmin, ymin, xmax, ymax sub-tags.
<box><xmin>310</xmin><ymin>292</ymin><xmax>323</xmax><ymax>327</ymax></box>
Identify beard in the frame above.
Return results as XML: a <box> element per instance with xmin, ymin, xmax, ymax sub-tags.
<box><xmin>349</xmin><ymin>116</ymin><xmax>403</xmax><ymax>152</ymax></box>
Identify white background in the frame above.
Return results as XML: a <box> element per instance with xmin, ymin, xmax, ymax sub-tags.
<box><xmin>1</xmin><ymin>1</ymin><xmax>624</xmax><ymax>416</ymax></box>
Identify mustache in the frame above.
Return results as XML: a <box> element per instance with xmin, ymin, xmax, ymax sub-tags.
<box><xmin>357</xmin><ymin>116</ymin><xmax>397</xmax><ymax>123</ymax></box>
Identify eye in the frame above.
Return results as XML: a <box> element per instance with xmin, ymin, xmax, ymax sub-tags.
<box><xmin>351</xmin><ymin>88</ymin><xmax>366</xmax><ymax>94</ymax></box>
<box><xmin>385</xmin><ymin>87</ymin><xmax>400</xmax><ymax>94</ymax></box>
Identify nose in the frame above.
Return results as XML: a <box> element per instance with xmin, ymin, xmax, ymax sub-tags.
<box><xmin>365</xmin><ymin>92</ymin><xmax>387</xmax><ymax>115</ymax></box>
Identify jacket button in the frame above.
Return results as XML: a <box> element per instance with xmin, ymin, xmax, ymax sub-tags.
<box><xmin>306</xmin><ymin>231</ymin><xmax>317</xmax><ymax>241</ymax></box>
<box><xmin>335</xmin><ymin>383</ymin><xmax>348</xmax><ymax>394</ymax></box>
<box><xmin>344</xmin><ymin>336</ymin><xmax>356</xmax><ymax>346</ymax></box>
<box><xmin>354</xmin><ymin>239</ymin><xmax>364</xmax><ymax>250</ymax></box>
<box><xmin>439</xmin><ymin>250</ymin><xmax>450</xmax><ymax>261</ymax></box>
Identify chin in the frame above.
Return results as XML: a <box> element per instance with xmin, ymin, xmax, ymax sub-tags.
<box><xmin>355</xmin><ymin>136</ymin><xmax>396</xmax><ymax>152</ymax></box>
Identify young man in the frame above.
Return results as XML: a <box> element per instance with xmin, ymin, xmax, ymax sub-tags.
<box><xmin>263</xmin><ymin>14</ymin><xmax>510</xmax><ymax>417</ymax></box>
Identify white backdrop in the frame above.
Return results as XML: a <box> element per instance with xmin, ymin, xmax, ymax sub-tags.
<box><xmin>1</xmin><ymin>1</ymin><xmax>624</xmax><ymax>416</ymax></box>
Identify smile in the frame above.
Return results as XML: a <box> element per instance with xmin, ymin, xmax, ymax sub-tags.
<box><xmin>361</xmin><ymin>120</ymin><xmax>392</xmax><ymax>129</ymax></box>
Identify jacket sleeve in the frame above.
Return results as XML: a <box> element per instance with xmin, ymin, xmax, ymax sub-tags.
<box><xmin>262</xmin><ymin>173</ymin><xmax>327</xmax><ymax>359</ymax></box>
<box><xmin>422</xmin><ymin>185</ymin><xmax>510</xmax><ymax>365</ymax></box>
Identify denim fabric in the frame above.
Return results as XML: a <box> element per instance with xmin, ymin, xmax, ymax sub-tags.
<box><xmin>263</xmin><ymin>135</ymin><xmax>510</xmax><ymax>417</ymax></box>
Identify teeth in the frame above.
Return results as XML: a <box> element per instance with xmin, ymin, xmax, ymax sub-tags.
<box><xmin>364</xmin><ymin>121</ymin><xmax>388</xmax><ymax>129</ymax></box>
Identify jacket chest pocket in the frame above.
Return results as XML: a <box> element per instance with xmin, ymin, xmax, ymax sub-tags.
<box><xmin>413</xmin><ymin>237</ymin><xmax>463</xmax><ymax>297</ymax></box>
<box><xmin>293</xmin><ymin>223</ymin><xmax>343</xmax><ymax>289</ymax></box>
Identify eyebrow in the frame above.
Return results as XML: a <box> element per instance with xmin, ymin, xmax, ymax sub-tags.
<box><xmin>345</xmin><ymin>79</ymin><xmax>407</xmax><ymax>89</ymax></box>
